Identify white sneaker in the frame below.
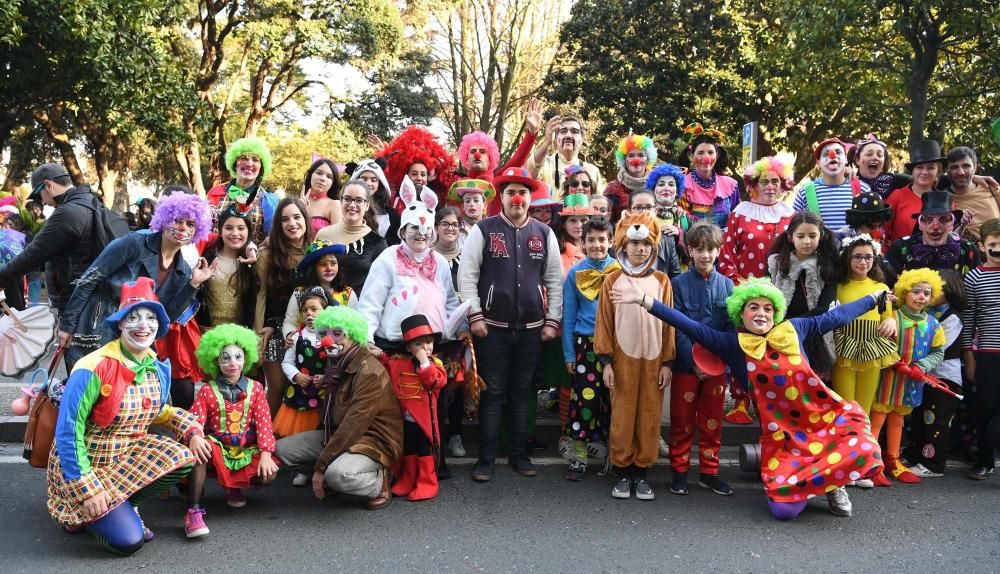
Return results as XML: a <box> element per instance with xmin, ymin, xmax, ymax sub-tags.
<box><xmin>292</xmin><ymin>472</ymin><xmax>309</xmax><ymax>487</ymax></box>
<box><xmin>658</xmin><ymin>436</ymin><xmax>670</xmax><ymax>458</ymax></box>
<box><xmin>558</xmin><ymin>436</ymin><xmax>575</xmax><ymax>461</ymax></box>
<box><xmin>909</xmin><ymin>463</ymin><xmax>944</xmax><ymax>478</ymax></box>
<box><xmin>854</xmin><ymin>478</ymin><xmax>875</xmax><ymax>488</ymax></box>
<box><xmin>448</xmin><ymin>435</ymin><xmax>466</xmax><ymax>457</ymax></box>
<box><xmin>826</xmin><ymin>487</ymin><xmax>852</xmax><ymax>517</ymax></box>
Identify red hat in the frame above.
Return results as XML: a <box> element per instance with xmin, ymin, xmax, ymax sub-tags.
<box><xmin>493</xmin><ymin>167</ymin><xmax>544</xmax><ymax>196</ymax></box>
<box><xmin>105</xmin><ymin>277</ymin><xmax>170</xmax><ymax>338</ymax></box>
<box><xmin>813</xmin><ymin>137</ymin><xmax>849</xmax><ymax>161</ymax></box>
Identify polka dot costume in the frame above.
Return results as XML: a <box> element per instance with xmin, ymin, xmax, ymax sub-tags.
<box><xmin>272</xmin><ymin>330</ymin><xmax>328</xmax><ymax>438</ymax></box>
<box><xmin>564</xmin><ymin>336</ymin><xmax>610</xmax><ymax>444</ymax></box>
<box><xmin>717</xmin><ymin>202</ymin><xmax>793</xmax><ymax>283</ymax></box>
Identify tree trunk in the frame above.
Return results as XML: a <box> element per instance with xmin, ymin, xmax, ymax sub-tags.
<box><xmin>32</xmin><ymin>106</ymin><xmax>86</xmax><ymax>185</ymax></box>
<box><xmin>905</xmin><ymin>17</ymin><xmax>940</xmax><ymax>149</ymax></box>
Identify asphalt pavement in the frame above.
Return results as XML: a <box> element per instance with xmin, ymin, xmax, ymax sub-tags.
<box><xmin>1</xmin><ymin>442</ymin><xmax>998</xmax><ymax>574</ymax></box>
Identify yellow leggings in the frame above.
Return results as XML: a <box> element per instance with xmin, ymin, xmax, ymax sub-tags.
<box><xmin>831</xmin><ymin>366</ymin><xmax>881</xmax><ymax>415</ymax></box>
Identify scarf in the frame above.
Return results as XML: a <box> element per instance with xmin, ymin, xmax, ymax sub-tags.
<box><xmin>321</xmin><ymin>343</ymin><xmax>362</xmax><ymax>443</ymax></box>
<box><xmin>616</xmin><ymin>168</ymin><xmax>648</xmax><ymax>194</ymax></box>
<box><xmin>324</xmin><ymin>220</ymin><xmax>372</xmax><ymax>246</ymax></box>
<box><xmin>575</xmin><ymin>257</ymin><xmax>621</xmax><ymax>300</ymax></box>
<box><xmin>434</xmin><ymin>240</ymin><xmax>461</xmax><ymax>262</ymax></box>
<box><xmin>396</xmin><ymin>243</ymin><xmax>437</xmax><ymax>278</ymax></box>
<box><xmin>737</xmin><ymin>321</ymin><xmax>801</xmax><ymax>360</ymax></box>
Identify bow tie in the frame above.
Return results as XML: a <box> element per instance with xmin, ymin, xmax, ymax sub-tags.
<box><xmin>575</xmin><ymin>261</ymin><xmax>621</xmax><ymax>301</ymax></box>
<box><xmin>227</xmin><ymin>183</ymin><xmax>249</xmax><ymax>203</ymax></box>
<box><xmin>121</xmin><ymin>347</ymin><xmax>159</xmax><ymax>384</ymax></box>
<box><xmin>909</xmin><ymin>241</ymin><xmax>960</xmax><ymax>269</ymax></box>
<box><xmin>737</xmin><ymin>321</ymin><xmax>801</xmax><ymax>361</ymax></box>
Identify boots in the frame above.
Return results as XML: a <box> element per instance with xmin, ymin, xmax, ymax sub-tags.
<box><xmin>885</xmin><ymin>453</ymin><xmax>922</xmax><ymax>484</ymax></box>
<box><xmin>725</xmin><ymin>398</ymin><xmax>754</xmax><ymax>425</ymax></box>
<box><xmin>391</xmin><ymin>455</ymin><xmax>418</xmax><ymax>497</ymax></box>
<box><xmin>406</xmin><ymin>456</ymin><xmax>440</xmax><ymax>501</ymax></box>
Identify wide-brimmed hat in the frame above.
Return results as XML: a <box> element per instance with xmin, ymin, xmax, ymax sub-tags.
<box><xmin>530</xmin><ymin>186</ymin><xmax>559</xmax><ymax>208</ymax></box>
<box><xmin>105</xmin><ymin>277</ymin><xmax>170</xmax><ymax>338</ymax></box>
<box><xmin>448</xmin><ymin>178</ymin><xmax>496</xmax><ymax>204</ymax></box>
<box><xmin>400</xmin><ymin>314</ymin><xmax>441</xmax><ymax>344</ymax></box>
<box><xmin>298</xmin><ymin>239</ymin><xmax>347</xmax><ymax>272</ymax></box>
<box><xmin>560</xmin><ymin>193</ymin><xmax>596</xmax><ymax>216</ymax></box>
<box><xmin>493</xmin><ymin>167</ymin><xmax>544</xmax><ymax>196</ymax></box>
<box><xmin>912</xmin><ymin>190</ymin><xmax>962</xmax><ymax>221</ymax></box>
<box><xmin>845</xmin><ymin>192</ymin><xmax>891</xmax><ymax>216</ymax></box>
<box><xmin>905</xmin><ymin>139</ymin><xmax>947</xmax><ymax>171</ymax></box>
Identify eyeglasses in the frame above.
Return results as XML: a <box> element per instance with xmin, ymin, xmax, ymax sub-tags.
<box><xmin>631</xmin><ymin>204</ymin><xmax>655</xmax><ymax>212</ymax></box>
<box><xmin>557</xmin><ymin>127</ymin><xmax>582</xmax><ymax>135</ymax></box>
<box><xmin>437</xmin><ymin>221</ymin><xmax>461</xmax><ymax>230</ymax></box>
<box><xmin>918</xmin><ymin>214</ymin><xmax>953</xmax><ymax>226</ymax></box>
<box><xmin>569</xmin><ymin>180</ymin><xmax>592</xmax><ymax>189</ymax></box>
<box><xmin>850</xmin><ymin>254</ymin><xmax>875</xmax><ymax>262</ymax></box>
<box><xmin>341</xmin><ymin>196</ymin><xmax>369</xmax><ymax>206</ymax></box>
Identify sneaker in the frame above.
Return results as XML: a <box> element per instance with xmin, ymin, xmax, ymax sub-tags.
<box><xmin>908</xmin><ymin>463</ymin><xmax>944</xmax><ymax>478</ymax></box>
<box><xmin>133</xmin><ymin>506</ymin><xmax>154</xmax><ymax>542</ymax></box>
<box><xmin>698</xmin><ymin>474</ymin><xmax>734</xmax><ymax>496</ymax></box>
<box><xmin>854</xmin><ymin>478</ymin><xmax>875</xmax><ymax>489</ymax></box>
<box><xmin>658</xmin><ymin>436</ymin><xmax>670</xmax><ymax>458</ymax></box>
<box><xmin>826</xmin><ymin>487</ymin><xmax>852</xmax><ymax>517</ymax></box>
<box><xmin>670</xmin><ymin>473</ymin><xmax>689</xmax><ymax>495</ymax></box>
<box><xmin>292</xmin><ymin>472</ymin><xmax>309</xmax><ymax>487</ymax></box>
<box><xmin>967</xmin><ymin>466</ymin><xmax>995</xmax><ymax>481</ymax></box>
<box><xmin>184</xmin><ymin>508</ymin><xmax>209</xmax><ymax>538</ymax></box>
<box><xmin>587</xmin><ymin>441</ymin><xmax>607</xmax><ymax>461</ymax></box>
<box><xmin>611</xmin><ymin>477</ymin><xmax>632</xmax><ymax>499</ymax></box>
<box><xmin>565</xmin><ymin>459</ymin><xmax>587</xmax><ymax>481</ymax></box>
<box><xmin>471</xmin><ymin>459</ymin><xmax>495</xmax><ymax>482</ymax></box>
<box><xmin>509</xmin><ymin>455</ymin><xmax>538</xmax><ymax>477</ymax></box>
<box><xmin>558</xmin><ymin>436</ymin><xmax>575</xmax><ymax>461</ymax></box>
<box><xmin>634</xmin><ymin>478</ymin><xmax>655</xmax><ymax>500</ymax></box>
<box><xmin>226</xmin><ymin>488</ymin><xmax>246</xmax><ymax>508</ymax></box>
<box><xmin>448</xmin><ymin>435</ymin><xmax>466</xmax><ymax>457</ymax></box>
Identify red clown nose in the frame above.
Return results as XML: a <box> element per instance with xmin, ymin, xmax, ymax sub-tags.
<box><xmin>699</xmin><ymin>156</ymin><xmax>713</xmax><ymax>166</ymax></box>
<box><xmin>511</xmin><ymin>195</ymin><xmax>526</xmax><ymax>206</ymax></box>
<box><xmin>473</xmin><ymin>152</ymin><xmax>482</xmax><ymax>160</ymax></box>
<box><xmin>321</xmin><ymin>335</ymin><xmax>334</xmax><ymax>348</ymax></box>
<box><xmin>627</xmin><ymin>158</ymin><xmax>645</xmax><ymax>168</ymax></box>
<box><xmin>827</xmin><ymin>149</ymin><xmax>838</xmax><ymax>159</ymax></box>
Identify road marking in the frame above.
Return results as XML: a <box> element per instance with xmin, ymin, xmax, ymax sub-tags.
<box><xmin>0</xmin><ymin>455</ymin><xmax>26</xmax><ymax>464</ymax></box>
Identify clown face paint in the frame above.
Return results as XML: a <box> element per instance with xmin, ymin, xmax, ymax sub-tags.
<box><xmin>218</xmin><ymin>343</ymin><xmax>245</xmax><ymax>382</ymax></box>
<box><xmin>819</xmin><ymin>144</ymin><xmax>847</xmax><ymax>180</ymax></box>
<box><xmin>589</xmin><ymin>196</ymin><xmax>609</xmax><ymax>218</ymax></box>
<box><xmin>119</xmin><ymin>307</ymin><xmax>159</xmax><ymax>353</ymax></box>
<box><xmin>321</xmin><ymin>328</ymin><xmax>352</xmax><ymax>357</ymax></box>
<box><xmin>463</xmin><ymin>193</ymin><xmax>485</xmax><ymax>220</ymax></box>
<box><xmin>742</xmin><ymin>297</ymin><xmax>775</xmax><ymax>335</ymax></box>
<box><xmin>235</xmin><ymin>154</ymin><xmax>261</xmax><ymax>184</ymax></box>
<box><xmin>917</xmin><ymin>213</ymin><xmax>954</xmax><ymax>246</ymax></box>
<box><xmin>502</xmin><ymin>183</ymin><xmax>532</xmax><ymax>222</ymax></box>
<box><xmin>315</xmin><ymin>255</ymin><xmax>339</xmax><ymax>285</ymax></box>
<box><xmin>166</xmin><ymin>218</ymin><xmax>197</xmax><ymax>246</ymax></box>
<box><xmin>903</xmin><ymin>282</ymin><xmax>933</xmax><ymax>314</ymax></box>
<box><xmin>691</xmin><ymin>143</ymin><xmax>717</xmax><ymax>175</ymax></box>
<box><xmin>654</xmin><ymin>176</ymin><xmax>678</xmax><ymax>207</ymax></box>
<box><xmin>468</xmin><ymin>146</ymin><xmax>490</xmax><ymax>171</ymax></box>
<box><xmin>755</xmin><ymin>170</ymin><xmax>783</xmax><ymax>205</ymax></box>
<box><xmin>625</xmin><ymin>150</ymin><xmax>647</xmax><ymax>177</ymax></box>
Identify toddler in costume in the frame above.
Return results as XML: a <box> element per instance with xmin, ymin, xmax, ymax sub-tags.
<box><xmin>611</xmin><ymin>277</ymin><xmax>888</xmax><ymax>520</ymax></box>
<box><xmin>387</xmin><ymin>314</ymin><xmax>448</xmax><ymax>501</ymax></box>
<box><xmin>187</xmin><ymin>324</ymin><xmax>279</xmax><ymax>535</ymax></box>
<box><xmin>278</xmin><ymin>287</ymin><xmax>331</xmax><ymax>486</ymax></box>
<box><xmin>869</xmin><ymin>268</ymin><xmax>946</xmax><ymax>486</ymax></box>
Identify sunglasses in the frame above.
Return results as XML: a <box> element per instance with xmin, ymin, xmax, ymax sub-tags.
<box><xmin>918</xmin><ymin>214</ymin><xmax>953</xmax><ymax>226</ymax></box>
<box><xmin>569</xmin><ymin>180</ymin><xmax>592</xmax><ymax>189</ymax></box>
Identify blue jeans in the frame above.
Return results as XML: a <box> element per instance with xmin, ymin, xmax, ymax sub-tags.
<box><xmin>476</xmin><ymin>328</ymin><xmax>542</xmax><ymax>461</ymax></box>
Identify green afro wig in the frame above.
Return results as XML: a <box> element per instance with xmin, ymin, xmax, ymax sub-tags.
<box><xmin>225</xmin><ymin>137</ymin><xmax>273</xmax><ymax>180</ymax></box>
<box><xmin>196</xmin><ymin>323</ymin><xmax>260</xmax><ymax>378</ymax></box>
<box><xmin>726</xmin><ymin>277</ymin><xmax>787</xmax><ymax>327</ymax></box>
<box><xmin>314</xmin><ymin>306</ymin><xmax>368</xmax><ymax>344</ymax></box>
<box><xmin>894</xmin><ymin>268</ymin><xmax>943</xmax><ymax>303</ymax></box>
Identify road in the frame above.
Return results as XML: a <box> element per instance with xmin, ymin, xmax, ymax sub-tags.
<box><xmin>1</xmin><ymin>443</ymin><xmax>997</xmax><ymax>574</ymax></box>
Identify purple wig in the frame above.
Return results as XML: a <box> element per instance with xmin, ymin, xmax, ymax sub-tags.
<box><xmin>149</xmin><ymin>192</ymin><xmax>212</xmax><ymax>243</ymax></box>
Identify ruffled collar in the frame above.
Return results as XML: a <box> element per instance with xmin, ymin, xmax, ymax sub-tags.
<box><xmin>733</xmin><ymin>200</ymin><xmax>793</xmax><ymax>224</ymax></box>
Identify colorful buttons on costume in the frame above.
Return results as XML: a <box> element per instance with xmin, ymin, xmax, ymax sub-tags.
<box><xmin>100</xmin><ymin>383</ymin><xmax>113</xmax><ymax>397</ymax></box>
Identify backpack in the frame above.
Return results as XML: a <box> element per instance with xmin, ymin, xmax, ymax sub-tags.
<box><xmin>80</xmin><ymin>195</ymin><xmax>130</xmax><ymax>259</ymax></box>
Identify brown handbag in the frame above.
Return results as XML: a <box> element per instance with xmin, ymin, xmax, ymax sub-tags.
<box><xmin>22</xmin><ymin>346</ymin><xmax>64</xmax><ymax>469</ymax></box>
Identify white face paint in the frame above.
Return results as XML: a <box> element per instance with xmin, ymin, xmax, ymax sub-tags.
<box><xmin>167</xmin><ymin>218</ymin><xmax>196</xmax><ymax>245</ymax></box>
<box><xmin>654</xmin><ymin>176</ymin><xmax>678</xmax><ymax>206</ymax></box>
<box><xmin>119</xmin><ymin>307</ymin><xmax>159</xmax><ymax>352</ymax></box>
<box><xmin>218</xmin><ymin>343</ymin><xmax>245</xmax><ymax>381</ymax></box>
<box><xmin>325</xmin><ymin>329</ymin><xmax>347</xmax><ymax>357</ymax></box>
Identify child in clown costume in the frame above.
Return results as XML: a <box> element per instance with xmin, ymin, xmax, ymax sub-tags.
<box><xmin>611</xmin><ymin>277</ymin><xmax>889</xmax><ymax>520</ymax></box>
<box><xmin>187</xmin><ymin>324</ymin><xmax>279</xmax><ymax>534</ymax></box>
<box><xmin>603</xmin><ymin>134</ymin><xmax>657</xmax><ymax>222</ymax></box>
<box><xmin>447</xmin><ymin>178</ymin><xmax>496</xmax><ymax>248</ymax></box>
<box><xmin>869</xmin><ymin>268</ymin><xmax>947</xmax><ymax>486</ymax></box>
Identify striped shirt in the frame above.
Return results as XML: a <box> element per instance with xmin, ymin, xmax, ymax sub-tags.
<box><xmin>793</xmin><ymin>178</ymin><xmax>871</xmax><ymax>229</ymax></box>
<box><xmin>960</xmin><ymin>266</ymin><xmax>1000</xmax><ymax>352</ymax></box>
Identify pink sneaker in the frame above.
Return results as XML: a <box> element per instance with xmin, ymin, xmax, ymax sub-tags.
<box><xmin>184</xmin><ymin>508</ymin><xmax>209</xmax><ymax>538</ymax></box>
<box><xmin>226</xmin><ymin>488</ymin><xmax>247</xmax><ymax>508</ymax></box>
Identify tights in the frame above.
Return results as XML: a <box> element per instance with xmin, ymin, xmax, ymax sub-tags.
<box><xmin>869</xmin><ymin>410</ymin><xmax>904</xmax><ymax>457</ymax></box>
<box><xmin>768</xmin><ymin>499</ymin><xmax>807</xmax><ymax>521</ymax></box>
<box><xmin>169</xmin><ymin>377</ymin><xmax>195</xmax><ymax>410</ymax></box>
<box><xmin>831</xmin><ymin>367</ymin><xmax>880</xmax><ymax>415</ymax></box>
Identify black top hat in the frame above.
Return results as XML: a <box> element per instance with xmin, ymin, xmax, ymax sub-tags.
<box><xmin>844</xmin><ymin>192</ymin><xmax>891</xmax><ymax>216</ymax></box>
<box><xmin>911</xmin><ymin>190</ymin><xmax>963</xmax><ymax>220</ymax></box>
<box><xmin>905</xmin><ymin>139</ymin><xmax>946</xmax><ymax>171</ymax></box>
<box><xmin>400</xmin><ymin>314</ymin><xmax>440</xmax><ymax>344</ymax></box>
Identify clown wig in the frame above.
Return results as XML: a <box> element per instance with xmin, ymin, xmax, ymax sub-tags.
<box><xmin>314</xmin><ymin>305</ymin><xmax>368</xmax><ymax>345</ymax></box>
<box><xmin>893</xmin><ymin>268</ymin><xmax>944</xmax><ymax>303</ymax></box>
<box><xmin>225</xmin><ymin>137</ymin><xmax>273</xmax><ymax>180</ymax></box>
<box><xmin>644</xmin><ymin>163</ymin><xmax>686</xmax><ymax>197</ymax></box>
<box><xmin>458</xmin><ymin>131</ymin><xmax>500</xmax><ymax>173</ymax></box>
<box><xmin>743</xmin><ymin>154</ymin><xmax>795</xmax><ymax>192</ymax></box>
<box><xmin>149</xmin><ymin>192</ymin><xmax>212</xmax><ymax>243</ymax></box>
<box><xmin>380</xmin><ymin>125</ymin><xmax>456</xmax><ymax>192</ymax></box>
<box><xmin>196</xmin><ymin>323</ymin><xmax>260</xmax><ymax>378</ymax></box>
<box><xmin>615</xmin><ymin>135</ymin><xmax>658</xmax><ymax>170</ymax></box>
<box><xmin>726</xmin><ymin>277</ymin><xmax>787</xmax><ymax>327</ymax></box>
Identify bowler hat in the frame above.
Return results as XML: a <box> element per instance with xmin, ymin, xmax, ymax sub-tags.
<box><xmin>905</xmin><ymin>139</ymin><xmax>946</xmax><ymax>171</ymax></box>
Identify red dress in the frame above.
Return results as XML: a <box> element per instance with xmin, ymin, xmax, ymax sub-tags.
<box><xmin>718</xmin><ymin>202</ymin><xmax>793</xmax><ymax>283</ymax></box>
<box><xmin>190</xmin><ymin>378</ymin><xmax>277</xmax><ymax>489</ymax></box>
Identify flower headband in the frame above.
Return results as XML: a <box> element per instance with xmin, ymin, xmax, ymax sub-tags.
<box><xmin>682</xmin><ymin>122</ymin><xmax>725</xmax><ymax>145</ymax></box>
<box><xmin>840</xmin><ymin>233</ymin><xmax>881</xmax><ymax>257</ymax></box>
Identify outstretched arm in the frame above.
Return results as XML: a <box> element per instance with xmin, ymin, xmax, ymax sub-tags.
<box><xmin>791</xmin><ymin>292</ymin><xmax>884</xmax><ymax>339</ymax></box>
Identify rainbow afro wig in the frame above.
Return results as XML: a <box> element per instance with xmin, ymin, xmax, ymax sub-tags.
<box><xmin>726</xmin><ymin>277</ymin><xmax>787</xmax><ymax>327</ymax></box>
<box><xmin>645</xmin><ymin>163</ymin><xmax>686</xmax><ymax>197</ymax></box>
<box><xmin>743</xmin><ymin>154</ymin><xmax>795</xmax><ymax>193</ymax></box>
<box><xmin>894</xmin><ymin>268</ymin><xmax>943</xmax><ymax>303</ymax></box>
<box><xmin>225</xmin><ymin>137</ymin><xmax>273</xmax><ymax>180</ymax></box>
<box><xmin>196</xmin><ymin>323</ymin><xmax>260</xmax><ymax>378</ymax></box>
<box><xmin>149</xmin><ymin>192</ymin><xmax>212</xmax><ymax>243</ymax></box>
<box><xmin>314</xmin><ymin>305</ymin><xmax>369</xmax><ymax>344</ymax></box>
<box><xmin>458</xmin><ymin>131</ymin><xmax>500</xmax><ymax>172</ymax></box>
<box><xmin>615</xmin><ymin>135</ymin><xmax>657</xmax><ymax>170</ymax></box>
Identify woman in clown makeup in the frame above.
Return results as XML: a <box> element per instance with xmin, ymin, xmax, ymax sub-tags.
<box><xmin>674</xmin><ymin>122</ymin><xmax>741</xmax><ymax>229</ymax></box>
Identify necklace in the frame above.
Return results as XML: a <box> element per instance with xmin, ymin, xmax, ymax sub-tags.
<box><xmin>690</xmin><ymin>169</ymin><xmax>716</xmax><ymax>189</ymax></box>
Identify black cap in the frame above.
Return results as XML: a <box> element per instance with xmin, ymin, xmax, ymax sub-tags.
<box><xmin>29</xmin><ymin>163</ymin><xmax>71</xmax><ymax>200</ymax></box>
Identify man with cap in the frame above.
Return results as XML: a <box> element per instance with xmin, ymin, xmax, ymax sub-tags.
<box><xmin>885</xmin><ymin>190</ymin><xmax>983</xmax><ymax>277</ymax></box>
<box><xmin>793</xmin><ymin>137</ymin><xmax>871</xmax><ymax>230</ymax></box>
<box><xmin>884</xmin><ymin>139</ymin><xmax>949</xmax><ymax>244</ymax></box>
<box><xmin>0</xmin><ymin>163</ymin><xmax>104</xmax><ymax>320</ymax></box>
<box><xmin>458</xmin><ymin>167</ymin><xmax>563</xmax><ymax>482</ymax></box>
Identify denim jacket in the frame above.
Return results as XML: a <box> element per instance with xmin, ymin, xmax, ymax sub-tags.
<box><xmin>59</xmin><ymin>230</ymin><xmax>198</xmax><ymax>350</ymax></box>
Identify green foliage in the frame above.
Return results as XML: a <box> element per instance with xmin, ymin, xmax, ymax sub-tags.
<box><xmin>343</xmin><ymin>48</ymin><xmax>440</xmax><ymax>140</ymax></box>
<box><xmin>263</xmin><ymin>120</ymin><xmax>368</xmax><ymax>194</ymax></box>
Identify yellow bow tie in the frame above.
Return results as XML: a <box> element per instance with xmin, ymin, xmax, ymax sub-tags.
<box><xmin>737</xmin><ymin>321</ymin><xmax>801</xmax><ymax>360</ymax></box>
<box><xmin>575</xmin><ymin>261</ymin><xmax>621</xmax><ymax>301</ymax></box>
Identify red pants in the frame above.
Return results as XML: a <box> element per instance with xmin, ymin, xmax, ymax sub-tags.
<box><xmin>669</xmin><ymin>372</ymin><xmax>725</xmax><ymax>474</ymax></box>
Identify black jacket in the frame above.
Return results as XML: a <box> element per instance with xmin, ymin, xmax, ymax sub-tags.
<box><xmin>0</xmin><ymin>186</ymin><xmax>100</xmax><ymax>311</ymax></box>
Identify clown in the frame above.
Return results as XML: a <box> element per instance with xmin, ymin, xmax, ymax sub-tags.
<box><xmin>47</xmin><ymin>278</ymin><xmax>211</xmax><ymax>554</ymax></box>
<box><xmin>718</xmin><ymin>155</ymin><xmax>795</xmax><ymax>283</ymax></box>
<box><xmin>447</xmin><ymin>178</ymin><xmax>496</xmax><ymax>247</ymax></box>
<box><xmin>188</xmin><ymin>324</ymin><xmax>278</xmax><ymax>533</ymax></box>
<box><xmin>645</xmin><ymin>163</ymin><xmax>690</xmax><ymax>266</ymax></box>
<box><xmin>794</xmin><ymin>136</ymin><xmax>871</xmax><ymax>231</ymax></box>
<box><xmin>612</xmin><ymin>277</ymin><xmax>890</xmax><ymax>520</ymax></box>
<box><xmin>208</xmin><ymin>137</ymin><xmax>280</xmax><ymax>245</ymax></box>
<box><xmin>594</xmin><ymin>212</ymin><xmax>675</xmax><ymax>500</ymax></box>
<box><xmin>675</xmin><ymin>122</ymin><xmax>741</xmax><ymax>229</ymax></box>
<box><xmin>604</xmin><ymin>134</ymin><xmax>658</xmax><ymax>222</ymax></box>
